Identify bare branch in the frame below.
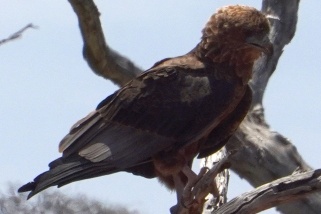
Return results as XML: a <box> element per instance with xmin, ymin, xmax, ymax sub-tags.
<box><xmin>251</xmin><ymin>0</ymin><xmax>300</xmax><ymax>106</ymax></box>
<box><xmin>0</xmin><ymin>24</ymin><xmax>36</xmax><ymax>46</ymax></box>
<box><xmin>201</xmin><ymin>148</ymin><xmax>230</xmax><ymax>213</ymax></box>
<box><xmin>215</xmin><ymin>169</ymin><xmax>321</xmax><ymax>214</ymax></box>
<box><xmin>68</xmin><ymin>0</ymin><xmax>142</xmax><ymax>87</ymax></box>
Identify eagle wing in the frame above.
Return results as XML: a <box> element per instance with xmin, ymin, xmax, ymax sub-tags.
<box><xmin>19</xmin><ymin>55</ymin><xmax>247</xmax><ymax>198</ymax></box>
<box><xmin>198</xmin><ymin>85</ymin><xmax>252</xmax><ymax>158</ymax></box>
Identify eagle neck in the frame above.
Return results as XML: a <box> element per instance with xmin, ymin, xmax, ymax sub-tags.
<box><xmin>194</xmin><ymin>40</ymin><xmax>259</xmax><ymax>85</ymax></box>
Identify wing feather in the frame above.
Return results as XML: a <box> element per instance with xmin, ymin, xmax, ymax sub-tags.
<box><xmin>198</xmin><ymin>86</ymin><xmax>252</xmax><ymax>158</ymax></box>
<box><xmin>59</xmin><ymin>59</ymin><xmax>246</xmax><ymax>168</ymax></box>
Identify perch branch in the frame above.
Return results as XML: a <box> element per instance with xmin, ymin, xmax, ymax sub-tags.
<box><xmin>215</xmin><ymin>169</ymin><xmax>321</xmax><ymax>214</ymax></box>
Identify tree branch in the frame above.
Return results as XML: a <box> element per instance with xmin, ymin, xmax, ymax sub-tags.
<box><xmin>0</xmin><ymin>24</ymin><xmax>36</xmax><ymax>46</ymax></box>
<box><xmin>68</xmin><ymin>0</ymin><xmax>142</xmax><ymax>87</ymax></box>
<box><xmin>215</xmin><ymin>169</ymin><xmax>321</xmax><ymax>214</ymax></box>
<box><xmin>201</xmin><ymin>147</ymin><xmax>230</xmax><ymax>213</ymax></box>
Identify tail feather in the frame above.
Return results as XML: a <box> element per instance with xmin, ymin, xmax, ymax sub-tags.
<box><xmin>18</xmin><ymin>161</ymin><xmax>116</xmax><ymax>199</ymax></box>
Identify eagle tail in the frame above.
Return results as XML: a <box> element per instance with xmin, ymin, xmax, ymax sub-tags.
<box><xmin>18</xmin><ymin>160</ymin><xmax>116</xmax><ymax>199</ymax></box>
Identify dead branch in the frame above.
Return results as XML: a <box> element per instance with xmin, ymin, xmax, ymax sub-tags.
<box><xmin>68</xmin><ymin>0</ymin><xmax>141</xmax><ymax>87</ymax></box>
<box><xmin>201</xmin><ymin>148</ymin><xmax>230</xmax><ymax>213</ymax></box>
<box><xmin>0</xmin><ymin>24</ymin><xmax>36</xmax><ymax>46</ymax></box>
<box><xmin>215</xmin><ymin>169</ymin><xmax>321</xmax><ymax>214</ymax></box>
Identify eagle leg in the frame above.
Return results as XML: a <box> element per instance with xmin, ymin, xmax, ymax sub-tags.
<box><xmin>170</xmin><ymin>174</ymin><xmax>188</xmax><ymax>214</ymax></box>
<box><xmin>171</xmin><ymin>154</ymin><xmax>232</xmax><ymax>214</ymax></box>
<box><xmin>181</xmin><ymin>166</ymin><xmax>208</xmax><ymax>206</ymax></box>
<box><xmin>170</xmin><ymin>166</ymin><xmax>209</xmax><ymax>214</ymax></box>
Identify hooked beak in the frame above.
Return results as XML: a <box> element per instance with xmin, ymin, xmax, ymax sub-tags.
<box><xmin>246</xmin><ymin>34</ymin><xmax>273</xmax><ymax>56</ymax></box>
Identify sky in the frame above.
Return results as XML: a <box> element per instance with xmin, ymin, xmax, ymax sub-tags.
<box><xmin>1</xmin><ymin>1</ymin><xmax>321</xmax><ymax>214</ymax></box>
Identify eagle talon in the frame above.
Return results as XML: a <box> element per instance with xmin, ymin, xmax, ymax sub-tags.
<box><xmin>170</xmin><ymin>203</ymin><xmax>189</xmax><ymax>214</ymax></box>
<box><xmin>175</xmin><ymin>156</ymin><xmax>232</xmax><ymax>214</ymax></box>
<box><xmin>171</xmin><ymin>200</ymin><xmax>200</xmax><ymax>214</ymax></box>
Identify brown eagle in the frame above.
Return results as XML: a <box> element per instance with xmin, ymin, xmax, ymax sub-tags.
<box><xmin>19</xmin><ymin>4</ymin><xmax>272</xmax><ymax>211</ymax></box>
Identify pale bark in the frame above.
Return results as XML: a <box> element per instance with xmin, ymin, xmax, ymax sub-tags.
<box><xmin>201</xmin><ymin>147</ymin><xmax>230</xmax><ymax>213</ymax></box>
<box><xmin>216</xmin><ymin>169</ymin><xmax>321</xmax><ymax>214</ymax></box>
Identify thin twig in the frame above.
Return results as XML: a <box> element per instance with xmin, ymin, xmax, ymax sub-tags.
<box><xmin>0</xmin><ymin>24</ymin><xmax>37</xmax><ymax>46</ymax></box>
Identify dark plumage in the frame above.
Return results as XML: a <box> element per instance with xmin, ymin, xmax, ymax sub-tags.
<box><xmin>19</xmin><ymin>5</ymin><xmax>272</xmax><ymax>210</ymax></box>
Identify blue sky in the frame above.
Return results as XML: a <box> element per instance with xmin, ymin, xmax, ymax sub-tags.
<box><xmin>1</xmin><ymin>1</ymin><xmax>320</xmax><ymax>213</ymax></box>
